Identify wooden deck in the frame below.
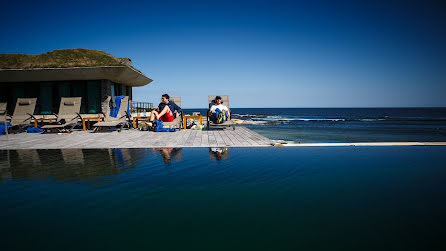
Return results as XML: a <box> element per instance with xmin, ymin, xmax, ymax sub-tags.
<box><xmin>0</xmin><ymin>127</ymin><xmax>273</xmax><ymax>149</ymax></box>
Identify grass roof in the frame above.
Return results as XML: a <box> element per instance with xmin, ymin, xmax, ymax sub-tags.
<box><xmin>0</xmin><ymin>49</ymin><xmax>126</xmax><ymax>69</ymax></box>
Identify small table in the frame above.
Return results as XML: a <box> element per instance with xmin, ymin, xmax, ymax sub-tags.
<box><xmin>183</xmin><ymin>115</ymin><xmax>202</xmax><ymax>129</ymax></box>
<box><xmin>132</xmin><ymin>116</ymin><xmax>150</xmax><ymax>129</ymax></box>
<box><xmin>34</xmin><ymin>118</ymin><xmax>56</xmax><ymax>128</ymax></box>
<box><xmin>82</xmin><ymin>117</ymin><xmax>103</xmax><ymax>131</ymax></box>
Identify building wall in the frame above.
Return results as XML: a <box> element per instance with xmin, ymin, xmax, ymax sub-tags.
<box><xmin>0</xmin><ymin>80</ymin><xmax>130</xmax><ymax>115</ymax></box>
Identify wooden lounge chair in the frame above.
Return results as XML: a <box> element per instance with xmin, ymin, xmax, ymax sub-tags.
<box><xmin>162</xmin><ymin>96</ymin><xmax>183</xmax><ymax>130</ymax></box>
<box><xmin>8</xmin><ymin>98</ymin><xmax>37</xmax><ymax>133</ymax></box>
<box><xmin>0</xmin><ymin>102</ymin><xmax>6</xmax><ymax>114</ymax></box>
<box><xmin>93</xmin><ymin>96</ymin><xmax>131</xmax><ymax>132</ymax></box>
<box><xmin>41</xmin><ymin>97</ymin><xmax>82</xmax><ymax>133</ymax></box>
<box><xmin>207</xmin><ymin>95</ymin><xmax>237</xmax><ymax>130</ymax></box>
<box><xmin>0</xmin><ymin>102</ymin><xmax>8</xmax><ymax>138</ymax></box>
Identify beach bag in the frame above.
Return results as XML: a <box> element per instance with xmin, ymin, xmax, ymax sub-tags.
<box><xmin>212</xmin><ymin>108</ymin><xmax>227</xmax><ymax>124</ymax></box>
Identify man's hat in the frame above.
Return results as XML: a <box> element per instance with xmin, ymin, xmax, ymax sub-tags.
<box><xmin>215</xmin><ymin>96</ymin><xmax>222</xmax><ymax>100</ymax></box>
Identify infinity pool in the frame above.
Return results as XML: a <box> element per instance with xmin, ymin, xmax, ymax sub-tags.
<box><xmin>1</xmin><ymin>147</ymin><xmax>445</xmax><ymax>250</ymax></box>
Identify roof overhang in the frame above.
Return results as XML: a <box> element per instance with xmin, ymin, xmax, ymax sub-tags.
<box><xmin>0</xmin><ymin>66</ymin><xmax>153</xmax><ymax>87</ymax></box>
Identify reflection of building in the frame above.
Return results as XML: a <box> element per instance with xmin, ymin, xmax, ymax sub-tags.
<box><xmin>0</xmin><ymin>149</ymin><xmax>141</xmax><ymax>185</ymax></box>
<box><xmin>0</xmin><ymin>150</ymin><xmax>12</xmax><ymax>179</ymax></box>
<box><xmin>209</xmin><ymin>147</ymin><xmax>230</xmax><ymax>160</ymax></box>
<box><xmin>0</xmin><ymin>49</ymin><xmax>152</xmax><ymax>115</ymax></box>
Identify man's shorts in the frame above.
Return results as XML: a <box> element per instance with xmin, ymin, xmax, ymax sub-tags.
<box><xmin>160</xmin><ymin>110</ymin><xmax>174</xmax><ymax>122</ymax></box>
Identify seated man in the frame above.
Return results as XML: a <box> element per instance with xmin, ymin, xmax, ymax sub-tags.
<box><xmin>209</xmin><ymin>96</ymin><xmax>230</xmax><ymax>123</ymax></box>
<box><xmin>146</xmin><ymin>94</ymin><xmax>182</xmax><ymax>127</ymax></box>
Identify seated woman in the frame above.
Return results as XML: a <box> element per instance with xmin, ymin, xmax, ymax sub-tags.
<box><xmin>146</xmin><ymin>94</ymin><xmax>182</xmax><ymax>127</ymax></box>
<box><xmin>209</xmin><ymin>96</ymin><xmax>230</xmax><ymax>123</ymax></box>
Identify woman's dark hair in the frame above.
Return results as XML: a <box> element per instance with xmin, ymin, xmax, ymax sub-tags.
<box><xmin>162</xmin><ymin>94</ymin><xmax>170</xmax><ymax>100</ymax></box>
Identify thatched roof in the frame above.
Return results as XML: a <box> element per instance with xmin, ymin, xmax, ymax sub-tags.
<box><xmin>0</xmin><ymin>49</ymin><xmax>125</xmax><ymax>69</ymax></box>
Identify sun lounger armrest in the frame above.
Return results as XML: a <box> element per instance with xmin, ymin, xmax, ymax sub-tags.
<box><xmin>27</xmin><ymin>113</ymin><xmax>37</xmax><ymax>120</ymax></box>
<box><xmin>76</xmin><ymin>112</ymin><xmax>83</xmax><ymax>120</ymax></box>
<box><xmin>124</xmin><ymin>111</ymin><xmax>133</xmax><ymax>124</ymax></box>
<box><xmin>119</xmin><ymin>111</ymin><xmax>129</xmax><ymax>120</ymax></box>
<box><xmin>207</xmin><ymin>109</ymin><xmax>212</xmax><ymax>120</ymax></box>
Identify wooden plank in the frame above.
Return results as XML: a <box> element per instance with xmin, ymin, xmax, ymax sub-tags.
<box><xmin>171</xmin><ymin>130</ymin><xmax>186</xmax><ymax>147</ymax></box>
<box><xmin>222</xmin><ymin>129</ymin><xmax>240</xmax><ymax>146</ymax></box>
<box><xmin>237</xmin><ymin>127</ymin><xmax>262</xmax><ymax>146</ymax></box>
<box><xmin>0</xmin><ymin>128</ymin><xmax>275</xmax><ymax>149</ymax></box>
<box><xmin>208</xmin><ymin>130</ymin><xmax>217</xmax><ymax>146</ymax></box>
<box><xmin>150</xmin><ymin>131</ymin><xmax>167</xmax><ymax>147</ymax></box>
<box><xmin>238</xmin><ymin>127</ymin><xmax>271</xmax><ymax>145</ymax></box>
<box><xmin>238</xmin><ymin>127</ymin><xmax>260</xmax><ymax>146</ymax></box>
<box><xmin>230</xmin><ymin>127</ymin><xmax>251</xmax><ymax>146</ymax></box>
<box><xmin>218</xmin><ymin>130</ymin><xmax>234</xmax><ymax>146</ymax></box>
<box><xmin>201</xmin><ymin>131</ymin><xmax>209</xmax><ymax>147</ymax></box>
<box><xmin>185</xmin><ymin>130</ymin><xmax>197</xmax><ymax>146</ymax></box>
<box><xmin>213</xmin><ymin>130</ymin><xmax>227</xmax><ymax>147</ymax></box>
<box><xmin>193</xmin><ymin>131</ymin><xmax>202</xmax><ymax>146</ymax></box>
<box><xmin>163</xmin><ymin>131</ymin><xmax>180</xmax><ymax>147</ymax></box>
<box><xmin>176</xmin><ymin>130</ymin><xmax>192</xmax><ymax>146</ymax></box>
<box><xmin>244</xmin><ymin>127</ymin><xmax>272</xmax><ymax>144</ymax></box>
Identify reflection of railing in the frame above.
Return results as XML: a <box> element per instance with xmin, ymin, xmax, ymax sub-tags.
<box><xmin>130</xmin><ymin>100</ymin><xmax>153</xmax><ymax>114</ymax></box>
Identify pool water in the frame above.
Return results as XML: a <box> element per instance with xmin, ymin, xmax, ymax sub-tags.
<box><xmin>1</xmin><ymin>147</ymin><xmax>445</xmax><ymax>250</ymax></box>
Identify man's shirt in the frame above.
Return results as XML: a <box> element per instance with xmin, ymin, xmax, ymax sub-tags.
<box><xmin>210</xmin><ymin>104</ymin><xmax>228</xmax><ymax>113</ymax></box>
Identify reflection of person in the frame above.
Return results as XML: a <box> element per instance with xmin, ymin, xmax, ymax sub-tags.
<box><xmin>209</xmin><ymin>147</ymin><xmax>229</xmax><ymax>160</ymax></box>
<box><xmin>209</xmin><ymin>96</ymin><xmax>230</xmax><ymax>123</ymax></box>
<box><xmin>146</xmin><ymin>94</ymin><xmax>182</xmax><ymax>127</ymax></box>
<box><xmin>155</xmin><ymin>148</ymin><xmax>183</xmax><ymax>164</ymax></box>
<box><xmin>159</xmin><ymin>148</ymin><xmax>173</xmax><ymax>164</ymax></box>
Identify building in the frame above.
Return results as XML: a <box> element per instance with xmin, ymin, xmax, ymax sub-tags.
<box><xmin>0</xmin><ymin>49</ymin><xmax>152</xmax><ymax>114</ymax></box>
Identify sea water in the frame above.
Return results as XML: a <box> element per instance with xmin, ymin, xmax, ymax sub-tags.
<box><xmin>1</xmin><ymin>147</ymin><xmax>445</xmax><ymax>250</ymax></box>
<box><xmin>184</xmin><ymin>108</ymin><xmax>446</xmax><ymax>143</ymax></box>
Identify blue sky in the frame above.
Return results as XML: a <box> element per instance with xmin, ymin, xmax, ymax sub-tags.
<box><xmin>1</xmin><ymin>0</ymin><xmax>445</xmax><ymax>108</ymax></box>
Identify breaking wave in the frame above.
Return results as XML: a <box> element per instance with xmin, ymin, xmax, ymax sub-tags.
<box><xmin>232</xmin><ymin>114</ymin><xmax>446</xmax><ymax>122</ymax></box>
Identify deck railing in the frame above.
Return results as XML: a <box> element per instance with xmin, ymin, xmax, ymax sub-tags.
<box><xmin>129</xmin><ymin>100</ymin><xmax>153</xmax><ymax>114</ymax></box>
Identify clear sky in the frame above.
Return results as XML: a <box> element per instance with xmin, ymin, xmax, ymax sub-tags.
<box><xmin>1</xmin><ymin>0</ymin><xmax>445</xmax><ymax>108</ymax></box>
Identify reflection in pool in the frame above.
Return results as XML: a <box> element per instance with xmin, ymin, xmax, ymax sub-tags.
<box><xmin>0</xmin><ymin>149</ymin><xmax>142</xmax><ymax>185</ymax></box>
<box><xmin>1</xmin><ymin>147</ymin><xmax>445</xmax><ymax>250</ymax></box>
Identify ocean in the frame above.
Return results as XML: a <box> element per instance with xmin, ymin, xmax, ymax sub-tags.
<box><xmin>184</xmin><ymin>108</ymin><xmax>446</xmax><ymax>143</ymax></box>
<box><xmin>1</xmin><ymin>108</ymin><xmax>445</xmax><ymax>250</ymax></box>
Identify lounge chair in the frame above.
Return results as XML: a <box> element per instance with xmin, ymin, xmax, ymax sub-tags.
<box><xmin>206</xmin><ymin>95</ymin><xmax>237</xmax><ymax>130</ymax></box>
<box><xmin>7</xmin><ymin>98</ymin><xmax>37</xmax><ymax>133</ymax></box>
<box><xmin>0</xmin><ymin>102</ymin><xmax>8</xmax><ymax>138</ymax></box>
<box><xmin>162</xmin><ymin>96</ymin><xmax>183</xmax><ymax>130</ymax></box>
<box><xmin>41</xmin><ymin>97</ymin><xmax>82</xmax><ymax>132</ymax></box>
<box><xmin>0</xmin><ymin>102</ymin><xmax>6</xmax><ymax>113</ymax></box>
<box><xmin>93</xmin><ymin>96</ymin><xmax>131</xmax><ymax>132</ymax></box>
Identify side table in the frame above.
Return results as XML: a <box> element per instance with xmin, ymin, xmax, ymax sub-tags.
<box><xmin>82</xmin><ymin>117</ymin><xmax>103</xmax><ymax>131</ymax></box>
<box><xmin>132</xmin><ymin>116</ymin><xmax>150</xmax><ymax>129</ymax></box>
<box><xmin>183</xmin><ymin>115</ymin><xmax>202</xmax><ymax>129</ymax></box>
<box><xmin>34</xmin><ymin>118</ymin><xmax>56</xmax><ymax>128</ymax></box>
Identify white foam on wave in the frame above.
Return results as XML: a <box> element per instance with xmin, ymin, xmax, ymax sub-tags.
<box><xmin>271</xmin><ymin>139</ymin><xmax>297</xmax><ymax>144</ymax></box>
<box><xmin>359</xmin><ymin>119</ymin><xmax>386</xmax><ymax>122</ymax></box>
<box><xmin>253</xmin><ymin>116</ymin><xmax>346</xmax><ymax>122</ymax></box>
<box><xmin>234</xmin><ymin>114</ymin><xmax>393</xmax><ymax>122</ymax></box>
